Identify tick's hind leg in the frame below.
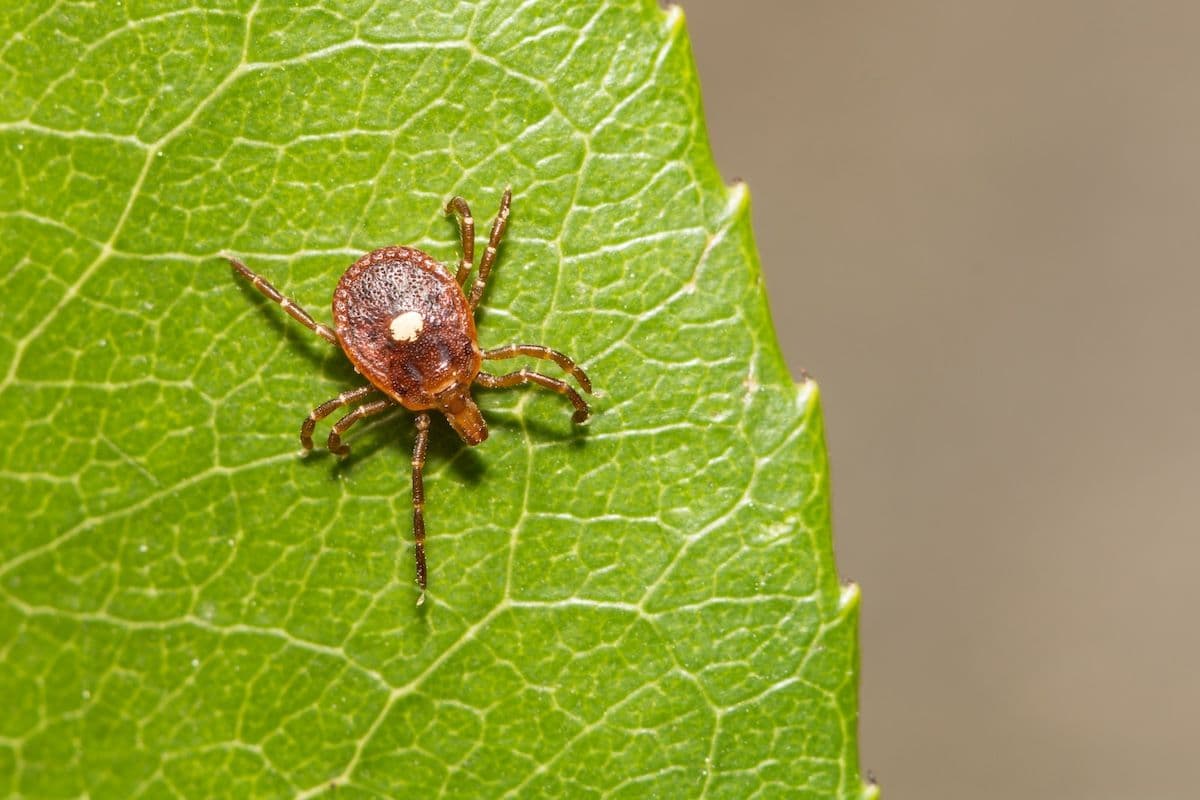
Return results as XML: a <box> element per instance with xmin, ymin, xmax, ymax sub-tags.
<box><xmin>444</xmin><ymin>197</ymin><xmax>475</xmax><ymax>285</ymax></box>
<box><xmin>482</xmin><ymin>344</ymin><xmax>593</xmax><ymax>393</ymax></box>
<box><xmin>300</xmin><ymin>386</ymin><xmax>376</xmax><ymax>451</ymax></box>
<box><xmin>228</xmin><ymin>258</ymin><xmax>338</xmax><ymax>344</ymax></box>
<box><xmin>476</xmin><ymin>369</ymin><xmax>590</xmax><ymax>423</ymax></box>
<box><xmin>327</xmin><ymin>398</ymin><xmax>393</xmax><ymax>457</ymax></box>
<box><xmin>467</xmin><ymin>188</ymin><xmax>512</xmax><ymax>310</ymax></box>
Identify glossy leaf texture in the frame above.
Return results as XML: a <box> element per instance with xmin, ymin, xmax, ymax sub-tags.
<box><xmin>0</xmin><ymin>1</ymin><xmax>873</xmax><ymax>797</ymax></box>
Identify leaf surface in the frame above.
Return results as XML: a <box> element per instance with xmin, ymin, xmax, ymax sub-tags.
<box><xmin>0</xmin><ymin>1</ymin><xmax>873</xmax><ymax>797</ymax></box>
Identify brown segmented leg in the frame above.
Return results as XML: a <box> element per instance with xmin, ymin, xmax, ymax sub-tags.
<box><xmin>326</xmin><ymin>398</ymin><xmax>393</xmax><ymax>457</ymax></box>
<box><xmin>300</xmin><ymin>385</ymin><xmax>376</xmax><ymax>450</ymax></box>
<box><xmin>467</xmin><ymin>188</ymin><xmax>512</xmax><ymax>310</ymax></box>
<box><xmin>475</xmin><ymin>369</ymin><xmax>590</xmax><ymax>423</ymax></box>
<box><xmin>482</xmin><ymin>344</ymin><xmax>593</xmax><ymax>393</ymax></box>
<box><xmin>411</xmin><ymin>412</ymin><xmax>431</xmax><ymax>602</ymax></box>
<box><xmin>227</xmin><ymin>257</ymin><xmax>338</xmax><ymax>344</ymax></box>
<box><xmin>444</xmin><ymin>197</ymin><xmax>475</xmax><ymax>285</ymax></box>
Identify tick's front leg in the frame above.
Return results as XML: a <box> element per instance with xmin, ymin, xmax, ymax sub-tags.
<box><xmin>411</xmin><ymin>412</ymin><xmax>432</xmax><ymax>604</ymax></box>
<box><xmin>299</xmin><ymin>386</ymin><xmax>376</xmax><ymax>451</ymax></box>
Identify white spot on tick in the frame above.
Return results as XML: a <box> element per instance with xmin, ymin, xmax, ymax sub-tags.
<box><xmin>389</xmin><ymin>311</ymin><xmax>425</xmax><ymax>342</ymax></box>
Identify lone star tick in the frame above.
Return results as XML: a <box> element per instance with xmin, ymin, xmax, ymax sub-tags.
<box><xmin>227</xmin><ymin>189</ymin><xmax>593</xmax><ymax>604</ymax></box>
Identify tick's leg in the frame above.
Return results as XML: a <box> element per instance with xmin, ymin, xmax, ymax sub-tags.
<box><xmin>228</xmin><ymin>257</ymin><xmax>338</xmax><ymax>344</ymax></box>
<box><xmin>411</xmin><ymin>412</ymin><xmax>431</xmax><ymax>601</ymax></box>
<box><xmin>299</xmin><ymin>385</ymin><xmax>376</xmax><ymax>451</ymax></box>
<box><xmin>467</xmin><ymin>187</ymin><xmax>512</xmax><ymax>310</ymax></box>
<box><xmin>444</xmin><ymin>197</ymin><xmax>475</xmax><ymax>285</ymax></box>
<box><xmin>476</xmin><ymin>368</ymin><xmax>590</xmax><ymax>423</ymax></box>
<box><xmin>482</xmin><ymin>344</ymin><xmax>593</xmax><ymax>393</ymax></box>
<box><xmin>326</xmin><ymin>398</ymin><xmax>393</xmax><ymax>457</ymax></box>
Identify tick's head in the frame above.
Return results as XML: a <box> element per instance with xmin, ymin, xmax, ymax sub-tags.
<box><xmin>437</xmin><ymin>385</ymin><xmax>487</xmax><ymax>446</ymax></box>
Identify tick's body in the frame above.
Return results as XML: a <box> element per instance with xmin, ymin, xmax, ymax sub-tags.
<box><xmin>334</xmin><ymin>246</ymin><xmax>486</xmax><ymax>442</ymax></box>
<box><xmin>228</xmin><ymin>191</ymin><xmax>592</xmax><ymax>603</ymax></box>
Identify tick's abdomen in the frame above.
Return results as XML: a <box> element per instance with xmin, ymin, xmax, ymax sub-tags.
<box><xmin>333</xmin><ymin>246</ymin><xmax>481</xmax><ymax>410</ymax></box>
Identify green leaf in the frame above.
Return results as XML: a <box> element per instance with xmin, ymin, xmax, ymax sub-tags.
<box><xmin>0</xmin><ymin>1</ymin><xmax>874</xmax><ymax>797</ymax></box>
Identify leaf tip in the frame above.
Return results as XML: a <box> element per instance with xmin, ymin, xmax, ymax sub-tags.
<box><xmin>796</xmin><ymin>373</ymin><xmax>822</xmax><ymax>413</ymax></box>
<box><xmin>726</xmin><ymin>177</ymin><xmax>751</xmax><ymax>219</ymax></box>
<box><xmin>839</xmin><ymin>580</ymin><xmax>862</xmax><ymax>611</ymax></box>
<box><xmin>659</xmin><ymin>2</ymin><xmax>685</xmax><ymax>32</ymax></box>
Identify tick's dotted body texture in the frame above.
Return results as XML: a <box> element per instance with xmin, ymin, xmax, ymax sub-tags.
<box><xmin>229</xmin><ymin>190</ymin><xmax>593</xmax><ymax>603</ymax></box>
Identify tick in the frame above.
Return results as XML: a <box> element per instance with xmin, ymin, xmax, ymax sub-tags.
<box><xmin>228</xmin><ymin>190</ymin><xmax>593</xmax><ymax>603</ymax></box>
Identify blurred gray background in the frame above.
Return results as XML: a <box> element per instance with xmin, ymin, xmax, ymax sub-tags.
<box><xmin>683</xmin><ymin>2</ymin><xmax>1200</xmax><ymax>798</ymax></box>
